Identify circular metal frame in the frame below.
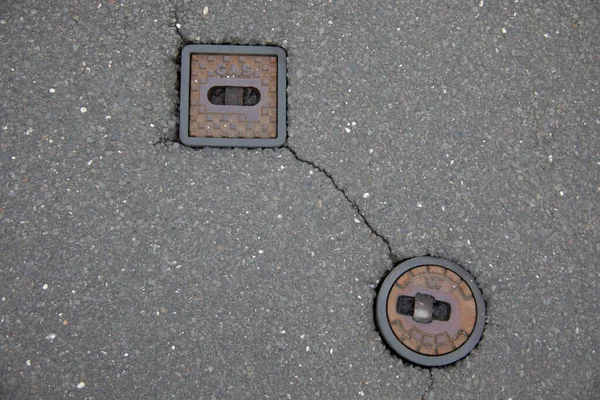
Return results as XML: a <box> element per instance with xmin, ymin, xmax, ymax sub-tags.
<box><xmin>375</xmin><ymin>256</ymin><xmax>486</xmax><ymax>367</ymax></box>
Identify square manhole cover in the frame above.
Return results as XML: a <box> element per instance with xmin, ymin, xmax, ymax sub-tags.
<box><xmin>179</xmin><ymin>44</ymin><xmax>287</xmax><ymax>147</ymax></box>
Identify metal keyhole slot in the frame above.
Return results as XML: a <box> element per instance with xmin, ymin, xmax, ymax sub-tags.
<box><xmin>207</xmin><ymin>86</ymin><xmax>261</xmax><ymax>106</ymax></box>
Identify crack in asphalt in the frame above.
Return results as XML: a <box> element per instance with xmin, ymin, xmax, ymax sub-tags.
<box><xmin>285</xmin><ymin>144</ymin><xmax>399</xmax><ymax>265</ymax></box>
<box><xmin>157</xmin><ymin>1</ymin><xmax>190</xmax><ymax>147</ymax></box>
<box><xmin>421</xmin><ymin>369</ymin><xmax>434</xmax><ymax>400</ymax></box>
<box><xmin>171</xmin><ymin>6</ymin><xmax>185</xmax><ymax>43</ymax></box>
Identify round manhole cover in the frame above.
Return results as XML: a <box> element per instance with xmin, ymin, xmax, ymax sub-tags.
<box><xmin>375</xmin><ymin>257</ymin><xmax>485</xmax><ymax>367</ymax></box>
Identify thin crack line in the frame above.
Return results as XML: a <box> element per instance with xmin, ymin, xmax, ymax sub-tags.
<box><xmin>159</xmin><ymin>0</ymin><xmax>189</xmax><ymax>147</ymax></box>
<box><xmin>170</xmin><ymin>1</ymin><xmax>185</xmax><ymax>42</ymax></box>
<box><xmin>153</xmin><ymin>137</ymin><xmax>173</xmax><ymax>147</ymax></box>
<box><xmin>285</xmin><ymin>145</ymin><xmax>398</xmax><ymax>264</ymax></box>
<box><xmin>422</xmin><ymin>369</ymin><xmax>434</xmax><ymax>400</ymax></box>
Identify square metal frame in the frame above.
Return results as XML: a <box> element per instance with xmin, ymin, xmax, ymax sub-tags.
<box><xmin>179</xmin><ymin>44</ymin><xmax>287</xmax><ymax>147</ymax></box>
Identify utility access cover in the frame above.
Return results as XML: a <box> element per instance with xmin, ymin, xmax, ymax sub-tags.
<box><xmin>179</xmin><ymin>44</ymin><xmax>287</xmax><ymax>147</ymax></box>
<box><xmin>375</xmin><ymin>257</ymin><xmax>486</xmax><ymax>367</ymax></box>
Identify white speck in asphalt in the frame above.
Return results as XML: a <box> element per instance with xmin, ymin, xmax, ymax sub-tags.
<box><xmin>560</xmin><ymin>191</ymin><xmax>564</xmax><ymax>196</ymax></box>
<box><xmin>87</xmin><ymin>160</ymin><xmax>93</xmax><ymax>166</ymax></box>
<box><xmin>330</xmin><ymin>348</ymin><xmax>333</xmax><ymax>354</ymax></box>
<box><xmin>42</xmin><ymin>284</ymin><xmax>48</xmax><ymax>290</ymax></box>
<box><xmin>80</xmin><ymin>107</ymin><xmax>87</xmax><ymax>113</ymax></box>
<box><xmin>25</xmin><ymin>127</ymin><xmax>33</xmax><ymax>135</ymax></box>
<box><xmin>351</xmin><ymin>121</ymin><xmax>356</xmax><ymax>126</ymax></box>
<box><xmin>26</xmin><ymin>360</ymin><xmax>31</xmax><ymax>366</ymax></box>
<box><xmin>77</xmin><ymin>382</ymin><xmax>86</xmax><ymax>389</ymax></box>
<box><xmin>369</xmin><ymin>148</ymin><xmax>374</xmax><ymax>153</ymax></box>
<box><xmin>258</xmin><ymin>250</ymin><xmax>264</xmax><ymax>254</ymax></box>
<box><xmin>176</xmin><ymin>23</ymin><xmax>182</xmax><ymax>29</ymax></box>
<box><xmin>280</xmin><ymin>330</ymin><xmax>286</xmax><ymax>334</ymax></box>
<box><xmin>300</xmin><ymin>334</ymin><xmax>305</xmax><ymax>339</ymax></box>
<box><xmin>277</xmin><ymin>215</ymin><xmax>282</xmax><ymax>219</ymax></box>
<box><xmin>359</xmin><ymin>391</ymin><xmax>365</xmax><ymax>397</ymax></box>
<box><xmin>344</xmin><ymin>127</ymin><xmax>351</xmax><ymax>133</ymax></box>
<box><xmin>417</xmin><ymin>202</ymin><xmax>422</xmax><ymax>208</ymax></box>
<box><xmin>49</xmin><ymin>88</ymin><xmax>56</xmax><ymax>93</ymax></box>
<box><xmin>479</xmin><ymin>0</ymin><xmax>484</xmax><ymax>6</ymax></box>
<box><xmin>363</xmin><ymin>193</ymin><xmax>370</xmax><ymax>198</ymax></box>
<box><xmin>548</xmin><ymin>155</ymin><xmax>553</xmax><ymax>162</ymax></box>
<box><xmin>45</xmin><ymin>333</ymin><xmax>57</xmax><ymax>340</ymax></box>
<box><xmin>502</xmin><ymin>27</ymin><xmax>507</xmax><ymax>34</ymax></box>
<box><xmin>203</xmin><ymin>6</ymin><xmax>209</xmax><ymax>15</ymax></box>
<box><xmin>105</xmin><ymin>115</ymin><xmax>111</xmax><ymax>120</ymax></box>
<box><xmin>354</xmin><ymin>218</ymin><xmax>361</xmax><ymax>223</ymax></box>
<box><xmin>306</xmin><ymin>346</ymin><xmax>310</xmax><ymax>351</ymax></box>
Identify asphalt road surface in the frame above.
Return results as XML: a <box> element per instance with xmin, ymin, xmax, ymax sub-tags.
<box><xmin>1</xmin><ymin>0</ymin><xmax>599</xmax><ymax>399</ymax></box>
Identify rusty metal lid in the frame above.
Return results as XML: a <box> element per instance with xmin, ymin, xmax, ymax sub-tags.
<box><xmin>375</xmin><ymin>257</ymin><xmax>486</xmax><ymax>367</ymax></box>
<box><xmin>179</xmin><ymin>44</ymin><xmax>287</xmax><ymax>148</ymax></box>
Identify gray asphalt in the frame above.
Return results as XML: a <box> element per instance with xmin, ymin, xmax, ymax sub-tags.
<box><xmin>1</xmin><ymin>0</ymin><xmax>599</xmax><ymax>399</ymax></box>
